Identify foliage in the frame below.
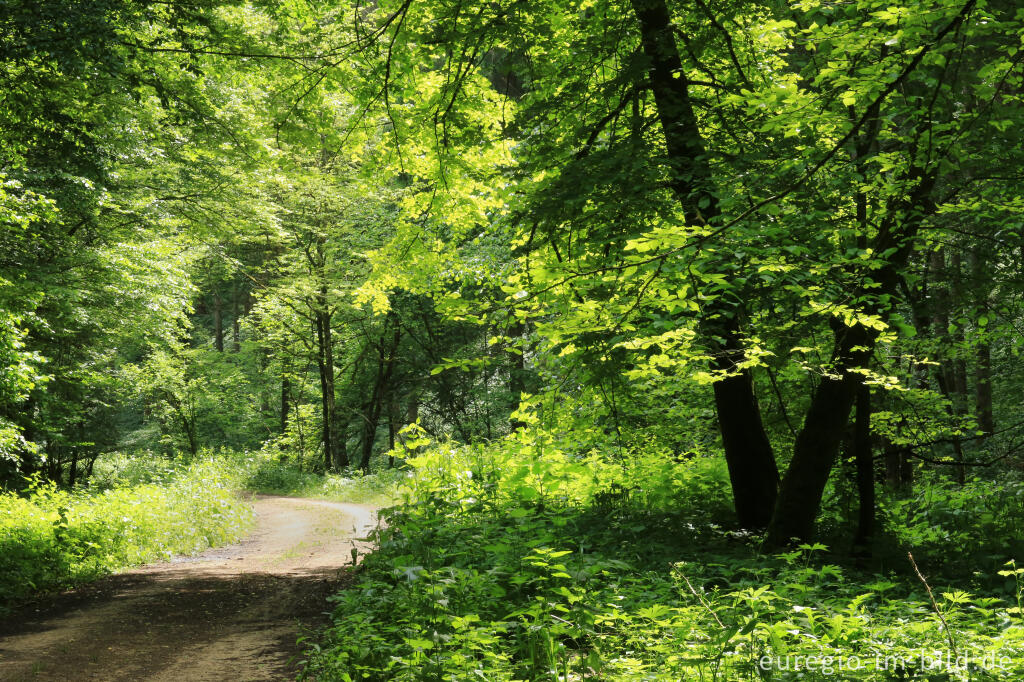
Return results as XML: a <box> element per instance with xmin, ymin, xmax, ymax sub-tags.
<box><xmin>4</xmin><ymin>0</ymin><xmax>1024</xmax><ymax>676</ymax></box>
<box><xmin>0</xmin><ymin>454</ymin><xmax>252</xmax><ymax>612</ymax></box>
<box><xmin>305</xmin><ymin>437</ymin><xmax>1024</xmax><ymax>681</ymax></box>
<box><xmin>881</xmin><ymin>474</ymin><xmax>1024</xmax><ymax>577</ymax></box>
<box><xmin>241</xmin><ymin>448</ymin><xmax>405</xmax><ymax>508</ymax></box>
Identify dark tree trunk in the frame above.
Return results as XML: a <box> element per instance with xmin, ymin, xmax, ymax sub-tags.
<box><xmin>68</xmin><ymin>447</ymin><xmax>79</xmax><ymax>488</ymax></box>
<box><xmin>976</xmin><ymin>342</ymin><xmax>994</xmax><ymax>433</ymax></box>
<box><xmin>931</xmin><ymin>252</ymin><xmax>967</xmax><ymax>484</ymax></box>
<box><xmin>314</xmin><ymin>311</ymin><xmax>339</xmax><ymax>470</ymax></box>
<box><xmin>948</xmin><ymin>251</ymin><xmax>969</xmax><ymax>483</ymax></box>
<box><xmin>185</xmin><ymin>416</ymin><xmax>197</xmax><ymax>457</ymax></box>
<box><xmin>936</xmin><ymin>367</ymin><xmax>968</xmax><ymax>485</ymax></box>
<box><xmin>767</xmin><ymin>169</ymin><xmax>935</xmax><ymax>546</ymax></box>
<box><xmin>85</xmin><ymin>452</ymin><xmax>100</xmax><ymax>480</ymax></box>
<box><xmin>280</xmin><ymin>355</ymin><xmax>291</xmax><ymax>434</ymax></box>
<box><xmin>950</xmin><ymin>251</ymin><xmax>969</xmax><ymax>407</ymax></box>
<box><xmin>182</xmin><ymin>414</ymin><xmax>198</xmax><ymax>458</ymax></box>
<box><xmin>165</xmin><ymin>391</ymin><xmax>198</xmax><ymax>457</ymax></box>
<box><xmin>231</xmin><ymin>284</ymin><xmax>241</xmax><ymax>352</ymax></box>
<box><xmin>388</xmin><ymin>400</ymin><xmax>397</xmax><ymax>469</ymax></box>
<box><xmin>852</xmin><ymin>383</ymin><xmax>874</xmax><ymax>552</ymax></box>
<box><xmin>767</xmin><ymin>322</ymin><xmax>873</xmax><ymax>545</ymax></box>
<box><xmin>337</xmin><ymin>417</ymin><xmax>349</xmax><ymax>469</ymax></box>
<box><xmin>711</xmin><ymin>333</ymin><xmax>780</xmax><ymax>528</ymax></box>
<box><xmin>508</xmin><ymin>320</ymin><xmax>527</xmax><ymax>432</ymax></box>
<box><xmin>213</xmin><ymin>289</ymin><xmax>224</xmax><ymax>352</ymax></box>
<box><xmin>970</xmin><ymin>249</ymin><xmax>994</xmax><ymax>434</ymax></box>
<box><xmin>885</xmin><ymin>442</ymin><xmax>902</xmax><ymax>488</ymax></box>
<box><xmin>359</xmin><ymin>412</ymin><xmax>377</xmax><ymax>471</ymax></box>
<box><xmin>630</xmin><ymin>0</ymin><xmax>778</xmax><ymax>527</ymax></box>
<box><xmin>360</xmin><ymin>325</ymin><xmax>401</xmax><ymax>471</ymax></box>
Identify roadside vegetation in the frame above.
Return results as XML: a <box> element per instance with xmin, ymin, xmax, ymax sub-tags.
<box><xmin>305</xmin><ymin>436</ymin><xmax>1024</xmax><ymax>681</ymax></box>
<box><xmin>243</xmin><ymin>453</ymin><xmax>404</xmax><ymax>508</ymax></box>
<box><xmin>0</xmin><ymin>448</ymin><xmax>405</xmax><ymax>614</ymax></box>
<box><xmin>0</xmin><ymin>453</ymin><xmax>252</xmax><ymax>612</ymax></box>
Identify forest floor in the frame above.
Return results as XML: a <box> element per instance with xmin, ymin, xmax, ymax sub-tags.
<box><xmin>0</xmin><ymin>494</ymin><xmax>377</xmax><ymax>681</ymax></box>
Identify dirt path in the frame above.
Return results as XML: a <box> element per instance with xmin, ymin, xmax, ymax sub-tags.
<box><xmin>0</xmin><ymin>495</ymin><xmax>378</xmax><ymax>681</ymax></box>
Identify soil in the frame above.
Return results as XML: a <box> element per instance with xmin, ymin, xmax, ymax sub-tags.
<box><xmin>0</xmin><ymin>495</ymin><xmax>378</xmax><ymax>681</ymax></box>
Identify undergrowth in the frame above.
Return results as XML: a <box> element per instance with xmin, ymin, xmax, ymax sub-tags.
<box><xmin>242</xmin><ymin>453</ymin><xmax>403</xmax><ymax>507</ymax></box>
<box><xmin>0</xmin><ymin>454</ymin><xmax>252</xmax><ymax>612</ymax></box>
<box><xmin>304</xmin><ymin>434</ymin><xmax>1024</xmax><ymax>681</ymax></box>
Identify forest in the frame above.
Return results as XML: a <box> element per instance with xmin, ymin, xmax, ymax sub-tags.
<box><xmin>2</xmin><ymin>0</ymin><xmax>1024</xmax><ymax>679</ymax></box>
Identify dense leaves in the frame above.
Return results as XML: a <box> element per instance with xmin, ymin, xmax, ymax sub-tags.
<box><xmin>4</xmin><ymin>0</ymin><xmax>1024</xmax><ymax>677</ymax></box>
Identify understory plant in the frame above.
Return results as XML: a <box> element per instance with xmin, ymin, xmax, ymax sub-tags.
<box><xmin>0</xmin><ymin>455</ymin><xmax>252</xmax><ymax>611</ymax></box>
<box><xmin>304</xmin><ymin>433</ymin><xmax>1024</xmax><ymax>681</ymax></box>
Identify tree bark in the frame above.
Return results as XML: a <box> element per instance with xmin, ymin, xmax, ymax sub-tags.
<box><xmin>213</xmin><ymin>288</ymin><xmax>224</xmax><ymax>352</ymax></box>
<box><xmin>630</xmin><ymin>0</ymin><xmax>778</xmax><ymax>528</ymax></box>
<box><xmin>337</xmin><ymin>417</ymin><xmax>349</xmax><ymax>469</ymax></box>
<box><xmin>167</xmin><ymin>393</ymin><xmax>198</xmax><ymax>457</ymax></box>
<box><xmin>930</xmin><ymin>250</ymin><xmax>967</xmax><ymax>483</ymax></box>
<box><xmin>976</xmin><ymin>341</ymin><xmax>994</xmax><ymax>433</ymax></box>
<box><xmin>766</xmin><ymin>168</ymin><xmax>936</xmax><ymax>546</ymax></box>
<box><xmin>387</xmin><ymin>399</ymin><xmax>397</xmax><ymax>469</ymax></box>
<box><xmin>231</xmin><ymin>283</ymin><xmax>241</xmax><ymax>352</ymax></box>
<box><xmin>852</xmin><ymin>383</ymin><xmax>874</xmax><ymax>552</ymax></box>
<box><xmin>508</xmin><ymin>320</ymin><xmax>527</xmax><ymax>432</ymax></box>
<box><xmin>767</xmin><ymin>322</ymin><xmax>873</xmax><ymax>545</ymax></box>
<box><xmin>314</xmin><ymin>311</ymin><xmax>338</xmax><ymax>470</ymax></box>
<box><xmin>360</xmin><ymin>324</ymin><xmax>401</xmax><ymax>471</ymax></box>
<box><xmin>280</xmin><ymin>355</ymin><xmax>291</xmax><ymax>435</ymax></box>
<box><xmin>970</xmin><ymin>248</ymin><xmax>994</xmax><ymax>434</ymax></box>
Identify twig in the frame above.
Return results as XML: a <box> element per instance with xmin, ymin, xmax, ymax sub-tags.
<box><xmin>681</xmin><ymin>571</ymin><xmax>725</xmax><ymax>628</ymax></box>
<box><xmin>908</xmin><ymin>552</ymin><xmax>959</xmax><ymax>659</ymax></box>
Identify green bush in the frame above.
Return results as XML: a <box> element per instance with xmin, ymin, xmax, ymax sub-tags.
<box><xmin>880</xmin><ymin>474</ymin><xmax>1024</xmax><ymax>578</ymax></box>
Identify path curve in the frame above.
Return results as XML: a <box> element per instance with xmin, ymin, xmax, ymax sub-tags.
<box><xmin>0</xmin><ymin>495</ymin><xmax>378</xmax><ymax>681</ymax></box>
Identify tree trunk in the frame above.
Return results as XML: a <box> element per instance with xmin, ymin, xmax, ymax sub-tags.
<box><xmin>767</xmin><ymin>322</ymin><xmax>873</xmax><ymax>545</ymax></box>
<box><xmin>711</xmin><ymin>340</ymin><xmax>779</xmax><ymax>528</ymax></box>
<box><xmin>976</xmin><ymin>342</ymin><xmax>994</xmax><ymax>433</ymax></box>
<box><xmin>68</xmin><ymin>447</ymin><xmax>79</xmax><ymax>488</ymax></box>
<box><xmin>213</xmin><ymin>289</ymin><xmax>224</xmax><ymax>352</ymax></box>
<box><xmin>767</xmin><ymin>167</ymin><xmax>935</xmax><ymax>546</ymax></box>
<box><xmin>231</xmin><ymin>284</ymin><xmax>241</xmax><ymax>352</ymax></box>
<box><xmin>930</xmin><ymin>252</ymin><xmax>968</xmax><ymax>484</ymax></box>
<box><xmin>630</xmin><ymin>0</ymin><xmax>778</xmax><ymax>527</ymax></box>
<box><xmin>950</xmin><ymin>251</ymin><xmax>969</xmax><ymax>407</ymax></box>
<box><xmin>360</xmin><ymin>324</ymin><xmax>402</xmax><ymax>471</ymax></box>
<box><xmin>885</xmin><ymin>441</ymin><xmax>904</xmax><ymax>489</ymax></box>
<box><xmin>387</xmin><ymin>399</ymin><xmax>397</xmax><ymax>469</ymax></box>
<box><xmin>508</xmin><ymin>320</ymin><xmax>527</xmax><ymax>432</ymax></box>
<box><xmin>969</xmin><ymin>249</ymin><xmax>994</xmax><ymax>434</ymax></box>
<box><xmin>314</xmin><ymin>312</ymin><xmax>338</xmax><ymax>470</ymax></box>
<box><xmin>280</xmin><ymin>357</ymin><xmax>291</xmax><ymax>435</ymax></box>
<box><xmin>852</xmin><ymin>383</ymin><xmax>874</xmax><ymax>552</ymax></box>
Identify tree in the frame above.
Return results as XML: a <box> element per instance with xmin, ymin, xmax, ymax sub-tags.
<box><xmin>342</xmin><ymin>0</ymin><xmax>1024</xmax><ymax>543</ymax></box>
